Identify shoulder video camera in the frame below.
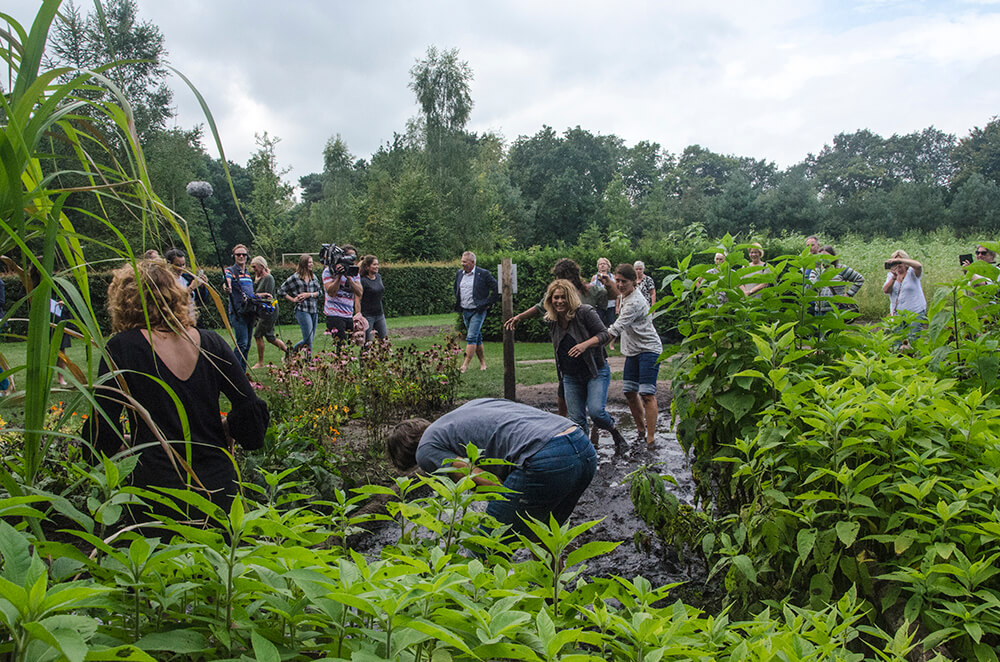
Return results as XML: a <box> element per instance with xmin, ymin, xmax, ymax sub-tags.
<box><xmin>319</xmin><ymin>243</ymin><xmax>358</xmax><ymax>276</ymax></box>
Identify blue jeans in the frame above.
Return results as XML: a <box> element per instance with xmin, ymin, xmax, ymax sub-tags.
<box><xmin>562</xmin><ymin>363</ymin><xmax>614</xmax><ymax>435</ymax></box>
<box><xmin>364</xmin><ymin>313</ymin><xmax>388</xmax><ymax>343</ymax></box>
<box><xmin>230</xmin><ymin>313</ymin><xmax>254</xmax><ymax>371</ymax></box>
<box><xmin>487</xmin><ymin>428</ymin><xmax>597</xmax><ymax>538</ymax></box>
<box><xmin>462</xmin><ymin>308</ymin><xmax>486</xmax><ymax>345</ymax></box>
<box><xmin>623</xmin><ymin>351</ymin><xmax>660</xmax><ymax>395</ymax></box>
<box><xmin>293</xmin><ymin>310</ymin><xmax>317</xmax><ymax>353</ymax></box>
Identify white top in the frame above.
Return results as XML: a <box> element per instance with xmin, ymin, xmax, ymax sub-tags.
<box><xmin>884</xmin><ymin>267</ymin><xmax>926</xmax><ymax>315</ymax></box>
<box><xmin>607</xmin><ymin>290</ymin><xmax>663</xmax><ymax>356</ymax></box>
<box><xmin>459</xmin><ymin>270</ymin><xmax>476</xmax><ymax>309</ymax></box>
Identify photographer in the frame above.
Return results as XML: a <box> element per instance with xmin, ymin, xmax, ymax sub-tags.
<box><xmin>321</xmin><ymin>244</ymin><xmax>363</xmax><ymax>342</ymax></box>
<box><xmin>962</xmin><ymin>244</ymin><xmax>997</xmax><ymax>286</ymax></box>
<box><xmin>882</xmin><ymin>250</ymin><xmax>926</xmax><ymax>343</ymax></box>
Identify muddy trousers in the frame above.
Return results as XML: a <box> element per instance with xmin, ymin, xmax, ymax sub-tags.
<box><xmin>487</xmin><ymin>428</ymin><xmax>597</xmax><ymax>539</ymax></box>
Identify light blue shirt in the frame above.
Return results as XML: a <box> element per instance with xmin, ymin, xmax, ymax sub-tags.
<box><xmin>459</xmin><ymin>269</ymin><xmax>476</xmax><ymax>309</ymax></box>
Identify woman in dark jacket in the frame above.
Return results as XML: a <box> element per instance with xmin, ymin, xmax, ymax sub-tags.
<box><xmin>87</xmin><ymin>259</ymin><xmax>269</xmax><ymax>524</ymax></box>
<box><xmin>542</xmin><ymin>279</ymin><xmax>626</xmax><ymax>452</ymax></box>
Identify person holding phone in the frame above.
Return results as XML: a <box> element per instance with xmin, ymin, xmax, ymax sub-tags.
<box><xmin>591</xmin><ymin>258</ymin><xmax>617</xmax><ymax>350</ymax></box>
<box><xmin>961</xmin><ymin>245</ymin><xmax>997</xmax><ymax>286</ymax></box>
<box><xmin>883</xmin><ymin>250</ymin><xmax>925</xmax><ymax>342</ymax></box>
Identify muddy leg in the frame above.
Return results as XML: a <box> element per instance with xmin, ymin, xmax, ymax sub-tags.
<box><xmin>625</xmin><ymin>391</ymin><xmax>645</xmax><ymax>440</ymax></box>
<box><xmin>641</xmin><ymin>394</ymin><xmax>657</xmax><ymax>449</ymax></box>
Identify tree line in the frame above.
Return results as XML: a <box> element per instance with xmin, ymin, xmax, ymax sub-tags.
<box><xmin>28</xmin><ymin>0</ymin><xmax>1000</xmax><ymax>268</ymax></box>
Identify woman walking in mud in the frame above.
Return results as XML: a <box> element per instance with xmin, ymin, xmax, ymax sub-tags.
<box><xmin>538</xmin><ymin>279</ymin><xmax>627</xmax><ymax>453</ymax></box>
<box><xmin>607</xmin><ymin>263</ymin><xmax>662</xmax><ymax>450</ymax></box>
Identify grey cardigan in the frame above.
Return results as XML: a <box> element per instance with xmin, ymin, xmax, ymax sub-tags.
<box><xmin>546</xmin><ymin>304</ymin><xmax>611</xmax><ymax>379</ymax></box>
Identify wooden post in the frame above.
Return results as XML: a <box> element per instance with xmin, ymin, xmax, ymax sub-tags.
<box><xmin>501</xmin><ymin>258</ymin><xmax>516</xmax><ymax>400</ymax></box>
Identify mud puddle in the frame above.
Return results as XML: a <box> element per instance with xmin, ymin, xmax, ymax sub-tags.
<box><xmin>569</xmin><ymin>404</ymin><xmax>698</xmax><ymax>587</ymax></box>
<box><xmin>353</xmin><ymin>401</ymin><xmax>701</xmax><ymax>587</ymax></box>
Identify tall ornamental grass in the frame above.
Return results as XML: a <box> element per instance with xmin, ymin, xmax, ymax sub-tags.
<box><xmin>0</xmin><ymin>0</ymin><xmax>232</xmax><ymax>493</ymax></box>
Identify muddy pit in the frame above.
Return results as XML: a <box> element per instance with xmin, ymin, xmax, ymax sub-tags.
<box><xmin>354</xmin><ymin>386</ymin><xmax>702</xmax><ymax>589</ymax></box>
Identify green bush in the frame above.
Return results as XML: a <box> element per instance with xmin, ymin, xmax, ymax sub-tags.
<box><xmin>0</xmin><ymin>467</ymin><xmax>915</xmax><ymax>661</ymax></box>
<box><xmin>646</xmin><ymin>241</ymin><xmax>1000</xmax><ymax>658</ymax></box>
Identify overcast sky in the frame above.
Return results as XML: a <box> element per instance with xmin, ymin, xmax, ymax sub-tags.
<box><xmin>8</xmin><ymin>0</ymin><xmax>1000</xmax><ymax>182</ymax></box>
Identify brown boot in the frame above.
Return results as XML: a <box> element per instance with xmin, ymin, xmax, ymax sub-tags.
<box><xmin>610</xmin><ymin>427</ymin><xmax>627</xmax><ymax>455</ymax></box>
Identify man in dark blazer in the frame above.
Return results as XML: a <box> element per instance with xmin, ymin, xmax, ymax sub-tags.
<box><xmin>454</xmin><ymin>251</ymin><xmax>498</xmax><ymax>373</ymax></box>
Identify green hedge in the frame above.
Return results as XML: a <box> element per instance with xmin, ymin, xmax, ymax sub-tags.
<box><xmin>472</xmin><ymin>238</ymin><xmax>804</xmax><ymax>342</ymax></box>
<box><xmin>2</xmin><ymin>238</ymin><xmax>805</xmax><ymax>341</ymax></box>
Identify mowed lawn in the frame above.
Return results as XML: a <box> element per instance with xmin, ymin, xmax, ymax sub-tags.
<box><xmin>0</xmin><ymin>313</ymin><xmax>566</xmax><ymax>411</ymax></box>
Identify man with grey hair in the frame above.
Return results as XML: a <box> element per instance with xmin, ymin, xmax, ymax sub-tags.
<box><xmin>453</xmin><ymin>251</ymin><xmax>498</xmax><ymax>373</ymax></box>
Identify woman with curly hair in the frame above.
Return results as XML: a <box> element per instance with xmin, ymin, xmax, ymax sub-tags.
<box><xmin>505</xmin><ymin>258</ymin><xmax>617</xmax><ymax>419</ymax></box>
<box><xmin>86</xmin><ymin>259</ymin><xmax>269</xmax><ymax>522</ymax></box>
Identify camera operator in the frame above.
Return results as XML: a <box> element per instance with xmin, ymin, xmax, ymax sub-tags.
<box><xmin>321</xmin><ymin>244</ymin><xmax>363</xmax><ymax>342</ymax></box>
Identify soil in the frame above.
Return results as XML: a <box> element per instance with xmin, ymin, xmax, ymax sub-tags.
<box><xmin>392</xmin><ymin>324</ymin><xmax>455</xmax><ymax>339</ymax></box>
<box><xmin>352</xmin><ymin>350</ymin><xmax>701</xmax><ymax>590</ymax></box>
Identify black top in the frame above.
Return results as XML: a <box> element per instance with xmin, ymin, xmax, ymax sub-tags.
<box><xmin>87</xmin><ymin>328</ymin><xmax>269</xmax><ymax>505</ymax></box>
<box><xmin>361</xmin><ymin>273</ymin><xmax>385</xmax><ymax>317</ymax></box>
<box><xmin>557</xmin><ymin>331</ymin><xmax>590</xmax><ymax>377</ymax></box>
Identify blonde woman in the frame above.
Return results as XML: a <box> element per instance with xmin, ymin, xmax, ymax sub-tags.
<box><xmin>541</xmin><ymin>279</ymin><xmax>626</xmax><ymax>451</ymax></box>
<box><xmin>86</xmin><ymin>260</ymin><xmax>269</xmax><ymax>521</ymax></box>
<box><xmin>740</xmin><ymin>243</ymin><xmax>769</xmax><ymax>297</ymax></box>
<box><xmin>250</xmin><ymin>255</ymin><xmax>288</xmax><ymax>368</ymax></box>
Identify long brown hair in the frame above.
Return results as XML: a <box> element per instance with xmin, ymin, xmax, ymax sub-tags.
<box><xmin>359</xmin><ymin>254</ymin><xmax>378</xmax><ymax>277</ymax></box>
<box><xmin>296</xmin><ymin>254</ymin><xmax>314</xmax><ymax>280</ymax></box>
